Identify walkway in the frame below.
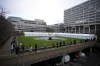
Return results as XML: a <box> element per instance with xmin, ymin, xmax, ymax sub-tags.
<box><xmin>0</xmin><ymin>42</ymin><xmax>95</xmax><ymax>66</ymax></box>
<box><xmin>0</xmin><ymin>36</ymin><xmax>13</xmax><ymax>56</ymax></box>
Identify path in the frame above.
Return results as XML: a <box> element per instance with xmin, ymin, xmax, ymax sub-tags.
<box><xmin>0</xmin><ymin>36</ymin><xmax>13</xmax><ymax>56</ymax></box>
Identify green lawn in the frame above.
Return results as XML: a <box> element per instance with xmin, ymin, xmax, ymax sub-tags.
<box><xmin>17</xmin><ymin>36</ymin><xmax>81</xmax><ymax>49</ymax></box>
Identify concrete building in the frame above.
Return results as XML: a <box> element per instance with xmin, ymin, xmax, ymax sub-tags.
<box><xmin>35</xmin><ymin>19</ymin><xmax>46</xmax><ymax>32</ymax></box>
<box><xmin>49</xmin><ymin>24</ymin><xmax>60</xmax><ymax>32</ymax></box>
<box><xmin>46</xmin><ymin>23</ymin><xmax>64</xmax><ymax>32</ymax></box>
<box><xmin>7</xmin><ymin>16</ymin><xmax>46</xmax><ymax>32</ymax></box>
<box><xmin>64</xmin><ymin>0</ymin><xmax>100</xmax><ymax>34</ymax></box>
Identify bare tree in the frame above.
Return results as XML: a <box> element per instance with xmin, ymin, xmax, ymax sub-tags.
<box><xmin>0</xmin><ymin>5</ymin><xmax>6</xmax><ymax>17</ymax></box>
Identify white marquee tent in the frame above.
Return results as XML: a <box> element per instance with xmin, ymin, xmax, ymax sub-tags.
<box><xmin>24</xmin><ymin>32</ymin><xmax>97</xmax><ymax>40</ymax></box>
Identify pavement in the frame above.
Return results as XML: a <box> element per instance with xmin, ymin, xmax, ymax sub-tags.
<box><xmin>0</xmin><ymin>36</ymin><xmax>13</xmax><ymax>56</ymax></box>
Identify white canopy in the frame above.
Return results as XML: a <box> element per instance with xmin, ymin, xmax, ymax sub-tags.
<box><xmin>24</xmin><ymin>32</ymin><xmax>97</xmax><ymax>39</ymax></box>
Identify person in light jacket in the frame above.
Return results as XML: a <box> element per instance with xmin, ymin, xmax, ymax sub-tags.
<box><xmin>29</xmin><ymin>45</ymin><xmax>32</xmax><ymax>53</ymax></box>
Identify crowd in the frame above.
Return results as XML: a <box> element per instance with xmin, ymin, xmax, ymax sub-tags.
<box><xmin>11</xmin><ymin>37</ymin><xmax>20</xmax><ymax>55</ymax></box>
<box><xmin>10</xmin><ymin>36</ymin><xmax>96</xmax><ymax>55</ymax></box>
<box><xmin>10</xmin><ymin>36</ymin><xmax>38</xmax><ymax>55</ymax></box>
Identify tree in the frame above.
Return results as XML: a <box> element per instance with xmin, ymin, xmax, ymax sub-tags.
<box><xmin>0</xmin><ymin>5</ymin><xmax>6</xmax><ymax>17</ymax></box>
<box><xmin>0</xmin><ymin>5</ymin><xmax>14</xmax><ymax>47</ymax></box>
<box><xmin>0</xmin><ymin>16</ymin><xmax>14</xmax><ymax>47</ymax></box>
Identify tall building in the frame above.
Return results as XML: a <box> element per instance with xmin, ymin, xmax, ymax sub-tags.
<box><xmin>64</xmin><ymin>0</ymin><xmax>100</xmax><ymax>34</ymax></box>
<box><xmin>7</xmin><ymin>16</ymin><xmax>46</xmax><ymax>32</ymax></box>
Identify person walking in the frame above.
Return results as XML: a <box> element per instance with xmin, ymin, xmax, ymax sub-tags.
<box><xmin>29</xmin><ymin>45</ymin><xmax>32</xmax><ymax>53</ymax></box>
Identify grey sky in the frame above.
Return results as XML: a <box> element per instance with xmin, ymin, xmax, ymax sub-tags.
<box><xmin>0</xmin><ymin>0</ymin><xmax>88</xmax><ymax>25</ymax></box>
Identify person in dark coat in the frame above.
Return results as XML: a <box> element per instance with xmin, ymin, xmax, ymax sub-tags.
<box><xmin>21</xmin><ymin>44</ymin><xmax>25</xmax><ymax>54</ymax></box>
<box><xmin>74</xmin><ymin>40</ymin><xmax>76</xmax><ymax>44</ymax></box>
<box><xmin>84</xmin><ymin>39</ymin><xmax>86</xmax><ymax>43</ymax></box>
<box><xmin>93</xmin><ymin>37</ymin><xmax>96</xmax><ymax>41</ymax></box>
<box><xmin>63</xmin><ymin>41</ymin><xmax>65</xmax><ymax>46</ymax></box>
<box><xmin>80</xmin><ymin>39</ymin><xmax>83</xmax><ymax>43</ymax></box>
<box><xmin>35</xmin><ymin>44</ymin><xmax>37</xmax><ymax>52</ymax></box>
<box><xmin>59</xmin><ymin>42</ymin><xmax>62</xmax><ymax>47</ymax></box>
<box><xmin>53</xmin><ymin>43</ymin><xmax>55</xmax><ymax>48</ymax></box>
<box><xmin>15</xmin><ymin>45</ymin><xmax>20</xmax><ymax>55</ymax></box>
<box><xmin>56</xmin><ymin>43</ymin><xmax>58</xmax><ymax>48</ymax></box>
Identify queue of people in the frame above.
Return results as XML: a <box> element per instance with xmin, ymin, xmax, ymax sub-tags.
<box><xmin>11</xmin><ymin>36</ymin><xmax>96</xmax><ymax>55</ymax></box>
<box><xmin>11</xmin><ymin>43</ymin><xmax>36</xmax><ymax>54</ymax></box>
<box><xmin>10</xmin><ymin>37</ymin><xmax>20</xmax><ymax>55</ymax></box>
<box><xmin>54</xmin><ymin>37</ymin><xmax>96</xmax><ymax>48</ymax></box>
<box><xmin>10</xmin><ymin>36</ymin><xmax>38</xmax><ymax>55</ymax></box>
<box><xmin>11</xmin><ymin>37</ymin><xmax>17</xmax><ymax>54</ymax></box>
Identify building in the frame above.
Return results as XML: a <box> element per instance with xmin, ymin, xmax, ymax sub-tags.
<box><xmin>46</xmin><ymin>23</ymin><xmax>65</xmax><ymax>32</ymax></box>
<box><xmin>64</xmin><ymin>0</ymin><xmax>100</xmax><ymax>34</ymax></box>
<box><xmin>49</xmin><ymin>24</ymin><xmax>60</xmax><ymax>32</ymax></box>
<box><xmin>35</xmin><ymin>19</ymin><xmax>46</xmax><ymax>32</ymax></box>
<box><xmin>7</xmin><ymin>16</ymin><xmax>46</xmax><ymax>32</ymax></box>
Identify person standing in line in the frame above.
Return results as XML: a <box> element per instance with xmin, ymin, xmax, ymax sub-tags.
<box><xmin>44</xmin><ymin>44</ymin><xmax>47</xmax><ymax>49</ymax></box>
<box><xmin>63</xmin><ymin>41</ymin><xmax>65</xmax><ymax>46</ymax></box>
<box><xmin>15</xmin><ymin>45</ymin><xmax>20</xmax><ymax>55</ymax></box>
<box><xmin>80</xmin><ymin>39</ymin><xmax>83</xmax><ymax>43</ymax></box>
<box><xmin>12</xmin><ymin>37</ymin><xmax>17</xmax><ymax>51</ymax></box>
<box><xmin>13</xmin><ymin>42</ymin><xmax>16</xmax><ymax>51</ymax></box>
<box><xmin>11</xmin><ymin>42</ymin><xmax>14</xmax><ymax>54</ymax></box>
<box><xmin>56</xmin><ymin>43</ymin><xmax>58</xmax><ymax>48</ymax></box>
<box><xmin>12</xmin><ymin>39</ymin><xmax>15</xmax><ymax>44</ymax></box>
<box><xmin>35</xmin><ymin>44</ymin><xmax>37</xmax><ymax>52</ymax></box>
<box><xmin>19</xmin><ymin>43</ymin><xmax>22</xmax><ymax>49</ymax></box>
<box><xmin>74</xmin><ymin>40</ymin><xmax>76</xmax><ymax>44</ymax></box>
<box><xmin>70</xmin><ymin>41</ymin><xmax>72</xmax><ymax>45</ymax></box>
<box><xmin>53</xmin><ymin>43</ymin><xmax>55</xmax><ymax>48</ymax></box>
<box><xmin>29</xmin><ymin>45</ymin><xmax>32</xmax><ymax>53</ymax></box>
<box><xmin>60</xmin><ymin>42</ymin><xmax>62</xmax><ymax>47</ymax></box>
<box><xmin>21</xmin><ymin>44</ymin><xmax>25</xmax><ymax>54</ymax></box>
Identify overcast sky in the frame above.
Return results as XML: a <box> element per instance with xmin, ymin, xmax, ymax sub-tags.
<box><xmin>0</xmin><ymin>0</ymin><xmax>88</xmax><ymax>25</ymax></box>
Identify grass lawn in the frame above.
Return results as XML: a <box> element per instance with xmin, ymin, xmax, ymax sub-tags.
<box><xmin>17</xmin><ymin>36</ymin><xmax>81</xmax><ymax>49</ymax></box>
